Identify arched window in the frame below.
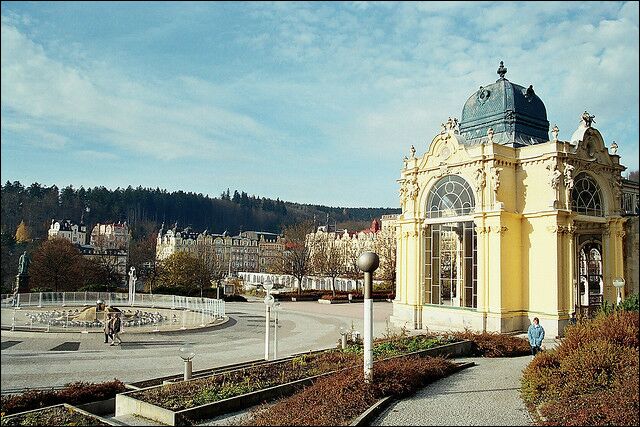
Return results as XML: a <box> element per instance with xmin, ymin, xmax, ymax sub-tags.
<box><xmin>427</xmin><ymin>175</ymin><xmax>475</xmax><ymax>218</ymax></box>
<box><xmin>571</xmin><ymin>173</ymin><xmax>604</xmax><ymax>217</ymax></box>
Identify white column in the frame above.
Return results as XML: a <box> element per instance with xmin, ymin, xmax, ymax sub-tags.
<box><xmin>264</xmin><ymin>305</ymin><xmax>271</xmax><ymax>361</ymax></box>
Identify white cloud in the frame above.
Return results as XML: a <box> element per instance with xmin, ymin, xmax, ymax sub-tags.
<box><xmin>1</xmin><ymin>2</ymin><xmax>638</xmax><ymax>206</ymax></box>
<box><xmin>0</xmin><ymin>20</ymin><xmax>290</xmax><ymax>163</ymax></box>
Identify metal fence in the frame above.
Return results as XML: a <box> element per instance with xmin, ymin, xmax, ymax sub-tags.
<box><xmin>1</xmin><ymin>292</ymin><xmax>225</xmax><ymax>318</ymax></box>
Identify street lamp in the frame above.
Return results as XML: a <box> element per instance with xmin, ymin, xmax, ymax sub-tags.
<box><xmin>613</xmin><ymin>278</ymin><xmax>625</xmax><ymax>305</ymax></box>
<box><xmin>179</xmin><ymin>343</ymin><xmax>196</xmax><ymax>381</ymax></box>
<box><xmin>357</xmin><ymin>251</ymin><xmax>379</xmax><ymax>384</ymax></box>
<box><xmin>263</xmin><ymin>278</ymin><xmax>275</xmax><ymax>361</ymax></box>
<box><xmin>273</xmin><ymin>301</ymin><xmax>281</xmax><ymax>360</ymax></box>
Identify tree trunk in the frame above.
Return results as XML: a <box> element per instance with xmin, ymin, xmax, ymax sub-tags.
<box><xmin>331</xmin><ymin>276</ymin><xmax>336</xmax><ymax>297</ymax></box>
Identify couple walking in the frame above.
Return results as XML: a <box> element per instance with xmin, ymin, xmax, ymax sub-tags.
<box><xmin>103</xmin><ymin>312</ymin><xmax>123</xmax><ymax>346</ymax></box>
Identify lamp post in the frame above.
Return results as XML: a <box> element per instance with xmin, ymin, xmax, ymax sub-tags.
<box><xmin>273</xmin><ymin>301</ymin><xmax>280</xmax><ymax>360</ymax></box>
<box><xmin>357</xmin><ymin>251</ymin><xmax>379</xmax><ymax>384</ymax></box>
<box><xmin>613</xmin><ymin>278</ymin><xmax>625</xmax><ymax>305</ymax></box>
<box><xmin>179</xmin><ymin>343</ymin><xmax>196</xmax><ymax>381</ymax></box>
<box><xmin>263</xmin><ymin>278</ymin><xmax>275</xmax><ymax>361</ymax></box>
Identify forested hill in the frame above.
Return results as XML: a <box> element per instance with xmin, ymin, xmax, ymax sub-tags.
<box><xmin>0</xmin><ymin>181</ymin><xmax>400</xmax><ymax>240</ymax></box>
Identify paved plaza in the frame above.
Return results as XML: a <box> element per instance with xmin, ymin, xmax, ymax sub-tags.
<box><xmin>0</xmin><ymin>299</ymin><xmax>395</xmax><ymax>391</ymax></box>
<box><xmin>1</xmin><ymin>299</ymin><xmax>552</xmax><ymax>427</ymax></box>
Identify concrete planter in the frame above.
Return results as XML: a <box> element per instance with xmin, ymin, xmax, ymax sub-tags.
<box><xmin>1</xmin><ymin>403</ymin><xmax>118</xmax><ymax>426</ymax></box>
<box><xmin>382</xmin><ymin>340</ymin><xmax>473</xmax><ymax>360</ymax></box>
<box><xmin>115</xmin><ymin>370</ymin><xmax>340</xmax><ymax>426</ymax></box>
<box><xmin>115</xmin><ymin>340</ymin><xmax>473</xmax><ymax>426</ymax></box>
<box><xmin>318</xmin><ymin>298</ymin><xmax>348</xmax><ymax>304</ymax></box>
<box><xmin>76</xmin><ymin>397</ymin><xmax>115</xmax><ymax>416</ymax></box>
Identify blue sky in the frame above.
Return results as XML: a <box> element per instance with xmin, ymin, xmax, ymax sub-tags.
<box><xmin>1</xmin><ymin>1</ymin><xmax>638</xmax><ymax>208</ymax></box>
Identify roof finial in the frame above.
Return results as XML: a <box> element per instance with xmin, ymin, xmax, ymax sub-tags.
<box><xmin>497</xmin><ymin>61</ymin><xmax>507</xmax><ymax>79</ymax></box>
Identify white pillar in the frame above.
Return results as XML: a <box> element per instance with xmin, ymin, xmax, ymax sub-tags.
<box><xmin>264</xmin><ymin>305</ymin><xmax>271</xmax><ymax>361</ymax></box>
<box><xmin>364</xmin><ymin>272</ymin><xmax>373</xmax><ymax>383</ymax></box>
<box><xmin>273</xmin><ymin>310</ymin><xmax>278</xmax><ymax>360</ymax></box>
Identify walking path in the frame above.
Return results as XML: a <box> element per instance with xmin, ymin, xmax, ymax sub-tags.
<box><xmin>371</xmin><ymin>356</ymin><xmax>533</xmax><ymax>426</ymax></box>
<box><xmin>372</xmin><ymin>336</ymin><xmax>560</xmax><ymax>426</ymax></box>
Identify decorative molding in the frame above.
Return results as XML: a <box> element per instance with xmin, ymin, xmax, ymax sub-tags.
<box><xmin>491</xmin><ymin>226</ymin><xmax>509</xmax><ymax>235</ymax></box>
<box><xmin>546</xmin><ymin>161</ymin><xmax>562</xmax><ymax>191</ymax></box>
<box><xmin>476</xmin><ymin>226</ymin><xmax>490</xmax><ymax>235</ymax></box>
<box><xmin>474</xmin><ymin>168</ymin><xmax>486</xmax><ymax>194</ymax></box>
<box><xmin>491</xmin><ymin>167</ymin><xmax>502</xmax><ymax>206</ymax></box>
<box><xmin>563</xmin><ymin>163</ymin><xmax>575</xmax><ymax>190</ymax></box>
<box><xmin>547</xmin><ymin>225</ymin><xmax>575</xmax><ymax>234</ymax></box>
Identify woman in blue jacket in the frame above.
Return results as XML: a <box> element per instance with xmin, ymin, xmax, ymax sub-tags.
<box><xmin>527</xmin><ymin>317</ymin><xmax>545</xmax><ymax>356</ymax></box>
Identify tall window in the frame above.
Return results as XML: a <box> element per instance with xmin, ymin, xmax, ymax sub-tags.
<box><xmin>578</xmin><ymin>242</ymin><xmax>603</xmax><ymax>307</ymax></box>
<box><xmin>571</xmin><ymin>173</ymin><xmax>604</xmax><ymax>217</ymax></box>
<box><xmin>424</xmin><ymin>175</ymin><xmax>477</xmax><ymax>308</ymax></box>
<box><xmin>427</xmin><ymin>175</ymin><xmax>475</xmax><ymax>218</ymax></box>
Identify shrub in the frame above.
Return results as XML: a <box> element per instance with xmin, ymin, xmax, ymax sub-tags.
<box><xmin>248</xmin><ymin>356</ymin><xmax>458</xmax><ymax>426</ymax></box>
<box><xmin>620</xmin><ymin>293</ymin><xmax>639</xmax><ymax>312</ymax></box>
<box><xmin>521</xmin><ymin>311</ymin><xmax>639</xmax><ymax>426</ymax></box>
<box><xmin>0</xmin><ymin>380</ymin><xmax>126</xmax><ymax>416</ymax></box>
<box><xmin>451</xmin><ymin>331</ymin><xmax>531</xmax><ymax>357</ymax></box>
<box><xmin>131</xmin><ymin>351</ymin><xmax>359</xmax><ymax>411</ymax></box>
<box><xmin>223</xmin><ymin>294</ymin><xmax>247</xmax><ymax>302</ymax></box>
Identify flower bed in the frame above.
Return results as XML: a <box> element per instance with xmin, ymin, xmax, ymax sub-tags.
<box><xmin>450</xmin><ymin>331</ymin><xmax>531</xmax><ymax>357</ymax></box>
<box><xmin>129</xmin><ymin>351</ymin><xmax>358</xmax><ymax>412</ymax></box>
<box><xmin>128</xmin><ymin>334</ymin><xmax>461</xmax><ymax>412</ymax></box>
<box><xmin>0</xmin><ymin>404</ymin><xmax>111</xmax><ymax>426</ymax></box>
<box><xmin>343</xmin><ymin>334</ymin><xmax>456</xmax><ymax>359</ymax></box>
<box><xmin>521</xmin><ymin>311</ymin><xmax>639</xmax><ymax>426</ymax></box>
<box><xmin>319</xmin><ymin>292</ymin><xmax>395</xmax><ymax>302</ymax></box>
<box><xmin>0</xmin><ymin>380</ymin><xmax>126</xmax><ymax>416</ymax></box>
<box><xmin>275</xmin><ymin>291</ymin><xmax>324</xmax><ymax>302</ymax></box>
<box><xmin>247</xmin><ymin>356</ymin><xmax>463</xmax><ymax>426</ymax></box>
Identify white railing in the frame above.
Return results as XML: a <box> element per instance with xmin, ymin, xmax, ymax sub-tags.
<box><xmin>1</xmin><ymin>292</ymin><xmax>225</xmax><ymax>318</ymax></box>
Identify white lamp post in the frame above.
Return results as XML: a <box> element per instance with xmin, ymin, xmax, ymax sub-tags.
<box><xmin>613</xmin><ymin>278</ymin><xmax>625</xmax><ymax>305</ymax></box>
<box><xmin>357</xmin><ymin>251</ymin><xmax>379</xmax><ymax>384</ymax></box>
<box><xmin>273</xmin><ymin>301</ymin><xmax>281</xmax><ymax>360</ymax></box>
<box><xmin>179</xmin><ymin>343</ymin><xmax>196</xmax><ymax>381</ymax></box>
<box><xmin>263</xmin><ymin>278</ymin><xmax>275</xmax><ymax>361</ymax></box>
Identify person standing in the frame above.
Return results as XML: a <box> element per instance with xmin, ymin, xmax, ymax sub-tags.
<box><xmin>103</xmin><ymin>313</ymin><xmax>113</xmax><ymax>344</ymax></box>
<box><xmin>527</xmin><ymin>317</ymin><xmax>545</xmax><ymax>356</ymax></box>
<box><xmin>110</xmin><ymin>314</ymin><xmax>123</xmax><ymax>346</ymax></box>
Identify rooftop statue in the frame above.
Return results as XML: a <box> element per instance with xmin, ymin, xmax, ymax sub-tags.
<box><xmin>581</xmin><ymin>111</ymin><xmax>595</xmax><ymax>128</ymax></box>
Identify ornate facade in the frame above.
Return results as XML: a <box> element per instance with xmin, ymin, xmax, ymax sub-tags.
<box><xmin>392</xmin><ymin>63</ymin><xmax>638</xmax><ymax>338</ymax></box>
<box><xmin>48</xmin><ymin>219</ymin><xmax>87</xmax><ymax>245</ymax></box>
<box><xmin>306</xmin><ymin>216</ymin><xmax>397</xmax><ymax>279</ymax></box>
<box><xmin>156</xmin><ymin>225</ymin><xmax>284</xmax><ymax>273</ymax></box>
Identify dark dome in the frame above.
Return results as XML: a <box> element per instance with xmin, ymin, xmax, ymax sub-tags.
<box><xmin>459</xmin><ymin>63</ymin><xmax>549</xmax><ymax>147</ymax></box>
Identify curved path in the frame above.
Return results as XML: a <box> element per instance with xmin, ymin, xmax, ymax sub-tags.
<box><xmin>370</xmin><ymin>347</ymin><xmax>562</xmax><ymax>426</ymax></box>
<box><xmin>372</xmin><ymin>356</ymin><xmax>533</xmax><ymax>426</ymax></box>
<box><xmin>1</xmin><ymin>299</ymin><xmax>393</xmax><ymax>391</ymax></box>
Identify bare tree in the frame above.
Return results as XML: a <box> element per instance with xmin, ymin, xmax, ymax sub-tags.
<box><xmin>374</xmin><ymin>231</ymin><xmax>397</xmax><ymax>291</ymax></box>
<box><xmin>277</xmin><ymin>220</ymin><xmax>315</xmax><ymax>295</ymax></box>
<box><xmin>311</xmin><ymin>233</ymin><xmax>346</xmax><ymax>296</ymax></box>
<box><xmin>29</xmin><ymin>238</ymin><xmax>86</xmax><ymax>291</ymax></box>
<box><xmin>91</xmin><ymin>234</ymin><xmax>125</xmax><ymax>292</ymax></box>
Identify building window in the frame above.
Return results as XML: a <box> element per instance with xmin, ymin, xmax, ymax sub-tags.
<box><xmin>424</xmin><ymin>175</ymin><xmax>477</xmax><ymax>308</ymax></box>
<box><xmin>426</xmin><ymin>175</ymin><xmax>475</xmax><ymax>218</ymax></box>
<box><xmin>578</xmin><ymin>242</ymin><xmax>603</xmax><ymax>307</ymax></box>
<box><xmin>571</xmin><ymin>173</ymin><xmax>604</xmax><ymax>217</ymax></box>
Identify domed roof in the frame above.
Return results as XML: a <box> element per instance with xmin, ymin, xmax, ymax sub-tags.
<box><xmin>459</xmin><ymin>62</ymin><xmax>550</xmax><ymax>147</ymax></box>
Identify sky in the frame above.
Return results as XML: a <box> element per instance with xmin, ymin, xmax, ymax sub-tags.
<box><xmin>1</xmin><ymin>1</ymin><xmax>638</xmax><ymax>208</ymax></box>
